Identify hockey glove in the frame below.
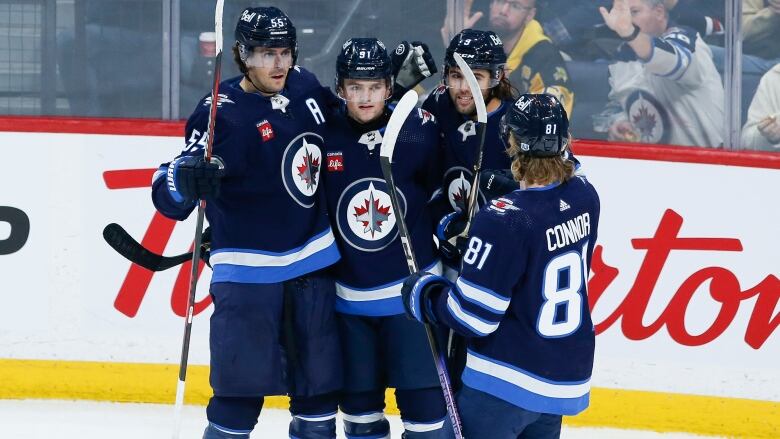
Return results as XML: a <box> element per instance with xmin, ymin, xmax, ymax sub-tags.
<box><xmin>391</xmin><ymin>41</ymin><xmax>437</xmax><ymax>91</ymax></box>
<box><xmin>166</xmin><ymin>155</ymin><xmax>224</xmax><ymax>204</ymax></box>
<box><xmin>436</xmin><ymin>212</ymin><xmax>470</xmax><ymax>263</ymax></box>
<box><xmin>401</xmin><ymin>271</ymin><xmax>451</xmax><ymax>324</ymax></box>
<box><xmin>480</xmin><ymin>169</ymin><xmax>519</xmax><ymax>200</ymax></box>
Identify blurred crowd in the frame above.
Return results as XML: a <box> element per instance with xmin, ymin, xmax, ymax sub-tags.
<box><xmin>438</xmin><ymin>0</ymin><xmax>780</xmax><ymax>150</ymax></box>
<box><xmin>53</xmin><ymin>0</ymin><xmax>780</xmax><ymax>150</ymax></box>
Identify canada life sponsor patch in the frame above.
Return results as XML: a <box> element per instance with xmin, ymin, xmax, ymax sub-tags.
<box><xmin>327</xmin><ymin>151</ymin><xmax>344</xmax><ymax>172</ymax></box>
<box><xmin>256</xmin><ymin>119</ymin><xmax>275</xmax><ymax>142</ymax></box>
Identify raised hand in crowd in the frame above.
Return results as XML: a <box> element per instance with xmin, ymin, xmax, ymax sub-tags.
<box><xmin>440</xmin><ymin>0</ymin><xmax>484</xmax><ymax>46</ymax></box>
<box><xmin>608</xmin><ymin>120</ymin><xmax>639</xmax><ymax>142</ymax></box>
<box><xmin>599</xmin><ymin>0</ymin><xmax>635</xmax><ymax>39</ymax></box>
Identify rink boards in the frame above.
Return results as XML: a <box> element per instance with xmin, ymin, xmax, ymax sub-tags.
<box><xmin>0</xmin><ymin>119</ymin><xmax>778</xmax><ymax>437</ymax></box>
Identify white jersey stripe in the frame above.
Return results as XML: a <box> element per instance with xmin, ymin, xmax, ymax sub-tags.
<box><xmin>446</xmin><ymin>294</ymin><xmax>499</xmax><ymax>336</ymax></box>
<box><xmin>466</xmin><ymin>352</ymin><xmax>591</xmax><ymax>399</ymax></box>
<box><xmin>336</xmin><ymin>261</ymin><xmax>442</xmax><ymax>302</ymax></box>
<box><xmin>455</xmin><ymin>277</ymin><xmax>510</xmax><ymax>313</ymax></box>
<box><xmin>209</xmin><ymin>228</ymin><xmax>335</xmax><ymax>268</ymax></box>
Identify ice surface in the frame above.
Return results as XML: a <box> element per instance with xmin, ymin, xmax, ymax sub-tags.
<box><xmin>0</xmin><ymin>400</ymin><xmax>721</xmax><ymax>438</ymax></box>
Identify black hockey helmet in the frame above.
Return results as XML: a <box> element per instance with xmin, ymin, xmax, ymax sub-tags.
<box><xmin>500</xmin><ymin>94</ymin><xmax>569</xmax><ymax>157</ymax></box>
<box><xmin>444</xmin><ymin>29</ymin><xmax>507</xmax><ymax>86</ymax></box>
<box><xmin>235</xmin><ymin>7</ymin><xmax>298</xmax><ymax>65</ymax></box>
<box><xmin>336</xmin><ymin>38</ymin><xmax>393</xmax><ymax>84</ymax></box>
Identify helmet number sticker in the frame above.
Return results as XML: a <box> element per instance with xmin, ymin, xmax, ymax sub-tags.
<box><xmin>546</xmin><ymin>124</ymin><xmax>557</xmax><ymax>135</ymax></box>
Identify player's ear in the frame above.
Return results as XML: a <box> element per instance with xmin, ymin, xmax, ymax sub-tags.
<box><xmin>525</xmin><ymin>3</ymin><xmax>536</xmax><ymax>22</ymax></box>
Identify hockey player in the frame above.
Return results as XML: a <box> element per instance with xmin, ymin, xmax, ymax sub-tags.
<box><xmin>151</xmin><ymin>7</ymin><xmax>343</xmax><ymax>439</ymax></box>
<box><xmin>322</xmin><ymin>38</ymin><xmax>448</xmax><ymax>439</ymax></box>
<box><xmin>401</xmin><ymin>94</ymin><xmax>601</xmax><ymax>438</ymax></box>
<box><xmin>421</xmin><ymin>29</ymin><xmax>515</xmax><ymax>274</ymax></box>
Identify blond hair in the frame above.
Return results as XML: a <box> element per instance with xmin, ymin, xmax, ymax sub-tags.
<box><xmin>506</xmin><ymin>133</ymin><xmax>574</xmax><ymax>185</ymax></box>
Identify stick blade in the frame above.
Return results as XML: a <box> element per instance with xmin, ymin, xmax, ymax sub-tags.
<box><xmin>453</xmin><ymin>53</ymin><xmax>487</xmax><ymax>123</ymax></box>
<box><xmin>380</xmin><ymin>90</ymin><xmax>419</xmax><ymax>162</ymax></box>
<box><xmin>214</xmin><ymin>0</ymin><xmax>224</xmax><ymax>53</ymax></box>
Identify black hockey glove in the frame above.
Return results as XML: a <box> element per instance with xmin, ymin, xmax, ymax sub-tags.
<box><xmin>401</xmin><ymin>271</ymin><xmax>451</xmax><ymax>324</ymax></box>
<box><xmin>166</xmin><ymin>155</ymin><xmax>224</xmax><ymax>205</ymax></box>
<box><xmin>436</xmin><ymin>212</ymin><xmax>469</xmax><ymax>263</ymax></box>
<box><xmin>391</xmin><ymin>41</ymin><xmax>437</xmax><ymax>91</ymax></box>
<box><xmin>480</xmin><ymin>169</ymin><xmax>519</xmax><ymax>200</ymax></box>
<box><xmin>199</xmin><ymin>226</ymin><xmax>212</xmax><ymax>269</ymax></box>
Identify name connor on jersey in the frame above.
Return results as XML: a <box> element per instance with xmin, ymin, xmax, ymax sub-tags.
<box><xmin>546</xmin><ymin>213</ymin><xmax>591</xmax><ymax>251</ymax></box>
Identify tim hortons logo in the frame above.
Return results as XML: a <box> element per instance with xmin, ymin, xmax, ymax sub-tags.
<box><xmin>103</xmin><ymin>169</ymin><xmax>779</xmax><ymax>349</ymax></box>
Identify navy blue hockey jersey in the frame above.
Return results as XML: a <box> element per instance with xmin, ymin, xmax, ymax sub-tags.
<box><xmin>431</xmin><ymin>175</ymin><xmax>600</xmax><ymax>415</ymax></box>
<box><xmin>323</xmin><ymin>106</ymin><xmax>442</xmax><ymax>316</ymax></box>
<box><xmin>422</xmin><ymin>85</ymin><xmax>513</xmax><ymax>214</ymax></box>
<box><xmin>152</xmin><ymin>68</ymin><xmax>340</xmax><ymax>284</ymax></box>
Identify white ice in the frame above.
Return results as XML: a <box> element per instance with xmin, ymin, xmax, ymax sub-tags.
<box><xmin>0</xmin><ymin>400</ymin><xmax>719</xmax><ymax>438</ymax></box>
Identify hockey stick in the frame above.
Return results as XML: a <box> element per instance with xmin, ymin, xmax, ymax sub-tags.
<box><xmin>172</xmin><ymin>1</ymin><xmax>223</xmax><ymax>438</ymax></box>
<box><xmin>453</xmin><ymin>52</ymin><xmax>487</xmax><ymax>237</ymax></box>
<box><xmin>103</xmin><ymin>223</ymin><xmax>193</xmax><ymax>271</ymax></box>
<box><xmin>379</xmin><ymin>90</ymin><xmax>465</xmax><ymax>439</ymax></box>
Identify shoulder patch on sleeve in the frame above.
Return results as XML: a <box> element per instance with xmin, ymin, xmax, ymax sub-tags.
<box><xmin>487</xmin><ymin>197</ymin><xmax>521</xmax><ymax>215</ymax></box>
<box><xmin>664</xmin><ymin>26</ymin><xmax>697</xmax><ymax>52</ymax></box>
<box><xmin>433</xmin><ymin>84</ymin><xmax>447</xmax><ymax>101</ymax></box>
<box><xmin>417</xmin><ymin>108</ymin><xmax>435</xmax><ymax>125</ymax></box>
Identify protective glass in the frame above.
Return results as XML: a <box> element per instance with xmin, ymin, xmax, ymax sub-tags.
<box><xmin>444</xmin><ymin>69</ymin><xmax>497</xmax><ymax>90</ymax></box>
<box><xmin>338</xmin><ymin>81</ymin><xmax>390</xmax><ymax>103</ymax></box>
<box><xmin>493</xmin><ymin>0</ymin><xmax>535</xmax><ymax>13</ymax></box>
<box><xmin>245</xmin><ymin>48</ymin><xmax>294</xmax><ymax>69</ymax></box>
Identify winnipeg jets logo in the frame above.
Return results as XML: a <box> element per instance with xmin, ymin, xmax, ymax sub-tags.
<box><xmin>358</xmin><ymin>130</ymin><xmax>383</xmax><ymax>152</ymax></box>
<box><xmin>203</xmin><ymin>94</ymin><xmax>235</xmax><ymax>107</ymax></box>
<box><xmin>337</xmin><ymin>178</ymin><xmax>406</xmax><ymax>252</ymax></box>
<box><xmin>352</xmin><ymin>183</ymin><xmax>393</xmax><ymax>238</ymax></box>
<box><xmin>444</xmin><ymin>167</ymin><xmax>485</xmax><ymax>212</ymax></box>
<box><xmin>626</xmin><ymin>90</ymin><xmax>669</xmax><ymax>144</ymax></box>
<box><xmin>296</xmin><ymin>140</ymin><xmax>321</xmax><ymax>192</ymax></box>
<box><xmin>448</xmin><ymin>171</ymin><xmax>471</xmax><ymax>212</ymax></box>
<box><xmin>282</xmin><ymin>133</ymin><xmax>324</xmax><ymax>208</ymax></box>
<box><xmin>457</xmin><ymin>121</ymin><xmax>476</xmax><ymax>142</ymax></box>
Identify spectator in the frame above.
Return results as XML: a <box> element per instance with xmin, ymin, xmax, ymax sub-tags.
<box><xmin>441</xmin><ymin>0</ymin><xmax>575</xmax><ymax>115</ymax></box>
<box><xmin>741</xmin><ymin>63</ymin><xmax>780</xmax><ymax>150</ymax></box>
<box><xmin>600</xmin><ymin>0</ymin><xmax>724</xmax><ymax>147</ymax></box>
<box><xmin>743</xmin><ymin>0</ymin><xmax>780</xmax><ymax>61</ymax></box>
<box><xmin>665</xmin><ymin>0</ymin><xmax>725</xmax><ymax>39</ymax></box>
